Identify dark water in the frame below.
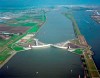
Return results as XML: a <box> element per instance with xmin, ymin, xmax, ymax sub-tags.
<box><xmin>0</xmin><ymin>48</ymin><xmax>84</xmax><ymax>78</ymax></box>
<box><xmin>73</xmin><ymin>10</ymin><xmax>100</xmax><ymax>70</ymax></box>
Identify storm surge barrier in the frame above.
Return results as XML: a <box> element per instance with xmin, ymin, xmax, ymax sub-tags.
<box><xmin>26</xmin><ymin>38</ymin><xmax>78</xmax><ymax>54</ymax></box>
<box><xmin>31</xmin><ymin>38</ymin><xmax>70</xmax><ymax>49</ymax></box>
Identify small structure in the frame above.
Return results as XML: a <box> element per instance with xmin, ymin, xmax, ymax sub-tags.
<box><xmin>0</xmin><ymin>35</ymin><xmax>11</xmax><ymax>40</ymax></box>
<box><xmin>20</xmin><ymin>39</ymin><xmax>27</xmax><ymax>43</ymax></box>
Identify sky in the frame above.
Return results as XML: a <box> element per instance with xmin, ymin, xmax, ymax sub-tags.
<box><xmin>0</xmin><ymin>0</ymin><xmax>100</xmax><ymax>8</ymax></box>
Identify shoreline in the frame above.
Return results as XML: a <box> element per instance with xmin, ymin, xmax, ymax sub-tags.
<box><xmin>0</xmin><ymin>51</ymin><xmax>16</xmax><ymax>69</ymax></box>
<box><xmin>34</xmin><ymin>14</ymin><xmax>47</xmax><ymax>37</ymax></box>
<box><xmin>0</xmin><ymin>12</ymin><xmax>47</xmax><ymax>69</ymax></box>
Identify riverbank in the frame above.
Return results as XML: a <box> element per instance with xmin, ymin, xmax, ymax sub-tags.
<box><xmin>64</xmin><ymin>13</ymin><xmax>100</xmax><ymax>78</ymax></box>
<box><xmin>0</xmin><ymin>51</ymin><xmax>16</xmax><ymax>69</ymax></box>
<box><xmin>64</xmin><ymin>13</ymin><xmax>81</xmax><ymax>37</ymax></box>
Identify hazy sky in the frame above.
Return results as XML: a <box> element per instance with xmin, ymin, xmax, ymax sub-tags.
<box><xmin>0</xmin><ymin>0</ymin><xmax>100</xmax><ymax>7</ymax></box>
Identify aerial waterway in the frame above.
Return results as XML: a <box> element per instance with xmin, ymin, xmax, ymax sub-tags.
<box><xmin>0</xmin><ymin>8</ymin><xmax>84</xmax><ymax>78</ymax></box>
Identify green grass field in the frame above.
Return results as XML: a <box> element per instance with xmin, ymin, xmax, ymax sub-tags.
<box><xmin>28</xmin><ymin>25</ymin><xmax>39</xmax><ymax>33</ymax></box>
<box><xmin>0</xmin><ymin>49</ymin><xmax>11</xmax><ymax>61</ymax></box>
<box><xmin>13</xmin><ymin>45</ymin><xmax>24</xmax><ymax>51</ymax></box>
<box><xmin>73</xmin><ymin>49</ymin><xmax>83</xmax><ymax>55</ymax></box>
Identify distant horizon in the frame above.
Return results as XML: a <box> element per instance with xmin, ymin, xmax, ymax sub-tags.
<box><xmin>0</xmin><ymin>0</ymin><xmax>100</xmax><ymax>8</ymax></box>
<box><xmin>0</xmin><ymin>4</ymin><xmax>100</xmax><ymax>9</ymax></box>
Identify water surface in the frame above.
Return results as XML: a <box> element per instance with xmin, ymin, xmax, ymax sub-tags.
<box><xmin>0</xmin><ymin>48</ymin><xmax>84</xmax><ymax>78</ymax></box>
<box><xmin>36</xmin><ymin>10</ymin><xmax>75</xmax><ymax>44</ymax></box>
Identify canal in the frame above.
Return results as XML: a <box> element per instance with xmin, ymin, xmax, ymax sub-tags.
<box><xmin>0</xmin><ymin>9</ymin><xmax>84</xmax><ymax>78</ymax></box>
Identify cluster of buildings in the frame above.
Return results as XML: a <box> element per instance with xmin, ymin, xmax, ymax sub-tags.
<box><xmin>0</xmin><ymin>34</ymin><xmax>11</xmax><ymax>40</ymax></box>
<box><xmin>91</xmin><ymin>10</ymin><xmax>100</xmax><ymax>23</ymax></box>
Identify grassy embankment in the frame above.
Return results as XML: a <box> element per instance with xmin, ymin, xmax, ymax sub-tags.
<box><xmin>0</xmin><ymin>49</ymin><xmax>11</xmax><ymax>64</ymax></box>
<box><xmin>84</xmin><ymin>51</ymin><xmax>100</xmax><ymax>78</ymax></box>
<box><xmin>74</xmin><ymin>49</ymin><xmax>83</xmax><ymax>55</ymax></box>
<box><xmin>64</xmin><ymin>13</ymin><xmax>81</xmax><ymax>36</ymax></box>
<box><xmin>64</xmin><ymin>13</ymin><xmax>83</xmax><ymax>55</ymax></box>
<box><xmin>65</xmin><ymin>13</ymin><xmax>100</xmax><ymax>78</ymax></box>
<box><xmin>0</xmin><ymin>13</ymin><xmax>46</xmax><ymax>63</ymax></box>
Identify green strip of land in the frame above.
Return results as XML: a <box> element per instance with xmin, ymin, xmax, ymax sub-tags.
<box><xmin>64</xmin><ymin>13</ymin><xmax>81</xmax><ymax>36</ymax></box>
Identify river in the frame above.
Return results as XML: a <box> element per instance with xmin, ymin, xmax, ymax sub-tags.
<box><xmin>35</xmin><ymin>10</ymin><xmax>75</xmax><ymax>44</ymax></box>
<box><xmin>0</xmin><ymin>8</ymin><xmax>84</xmax><ymax>78</ymax></box>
